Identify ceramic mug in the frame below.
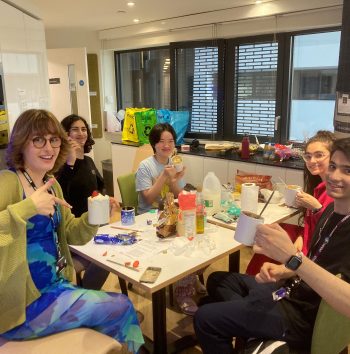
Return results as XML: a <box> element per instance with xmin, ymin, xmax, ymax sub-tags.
<box><xmin>234</xmin><ymin>211</ymin><xmax>264</xmax><ymax>246</ymax></box>
<box><xmin>284</xmin><ymin>185</ymin><xmax>302</xmax><ymax>207</ymax></box>
<box><xmin>121</xmin><ymin>206</ymin><xmax>136</xmax><ymax>225</ymax></box>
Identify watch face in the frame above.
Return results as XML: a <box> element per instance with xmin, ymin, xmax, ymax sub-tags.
<box><xmin>286</xmin><ymin>255</ymin><xmax>302</xmax><ymax>270</ymax></box>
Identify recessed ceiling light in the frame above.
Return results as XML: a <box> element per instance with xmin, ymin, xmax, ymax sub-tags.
<box><xmin>255</xmin><ymin>0</ymin><xmax>262</xmax><ymax>3</ymax></box>
<box><xmin>127</xmin><ymin>1</ymin><xmax>135</xmax><ymax>6</ymax></box>
<box><xmin>133</xmin><ymin>18</ymin><xmax>140</xmax><ymax>23</ymax></box>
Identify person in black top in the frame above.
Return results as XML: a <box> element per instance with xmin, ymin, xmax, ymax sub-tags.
<box><xmin>57</xmin><ymin>114</ymin><xmax>117</xmax><ymax>290</ymax></box>
<box><xmin>194</xmin><ymin>138</ymin><xmax>350</xmax><ymax>353</ymax></box>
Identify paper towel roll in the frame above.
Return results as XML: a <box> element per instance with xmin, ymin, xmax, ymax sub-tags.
<box><xmin>240</xmin><ymin>183</ymin><xmax>259</xmax><ymax>214</ymax></box>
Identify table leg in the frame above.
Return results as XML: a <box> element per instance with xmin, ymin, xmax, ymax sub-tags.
<box><xmin>229</xmin><ymin>250</ymin><xmax>241</xmax><ymax>273</ymax></box>
<box><xmin>152</xmin><ymin>288</ymin><xmax>167</xmax><ymax>354</ymax></box>
<box><xmin>118</xmin><ymin>277</ymin><xmax>128</xmax><ymax>296</ymax></box>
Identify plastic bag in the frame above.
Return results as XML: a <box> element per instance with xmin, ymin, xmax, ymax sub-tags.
<box><xmin>135</xmin><ymin>109</ymin><xmax>157</xmax><ymax>145</ymax></box>
<box><xmin>235</xmin><ymin>170</ymin><xmax>273</xmax><ymax>193</ymax></box>
<box><xmin>122</xmin><ymin>108</ymin><xmax>150</xmax><ymax>142</ymax></box>
<box><xmin>157</xmin><ymin>109</ymin><xmax>190</xmax><ymax>145</ymax></box>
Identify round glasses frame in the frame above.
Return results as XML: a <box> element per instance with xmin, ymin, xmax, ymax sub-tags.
<box><xmin>32</xmin><ymin>136</ymin><xmax>62</xmax><ymax>149</ymax></box>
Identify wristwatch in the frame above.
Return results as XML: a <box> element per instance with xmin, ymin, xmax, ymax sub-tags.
<box><xmin>285</xmin><ymin>251</ymin><xmax>303</xmax><ymax>271</ymax></box>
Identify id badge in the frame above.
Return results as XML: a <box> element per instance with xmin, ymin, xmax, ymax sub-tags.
<box><xmin>272</xmin><ymin>287</ymin><xmax>288</xmax><ymax>301</ymax></box>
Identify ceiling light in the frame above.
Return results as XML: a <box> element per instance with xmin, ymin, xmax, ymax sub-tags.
<box><xmin>255</xmin><ymin>0</ymin><xmax>262</xmax><ymax>3</ymax></box>
<box><xmin>127</xmin><ymin>2</ymin><xmax>135</xmax><ymax>6</ymax></box>
<box><xmin>133</xmin><ymin>18</ymin><xmax>140</xmax><ymax>23</ymax></box>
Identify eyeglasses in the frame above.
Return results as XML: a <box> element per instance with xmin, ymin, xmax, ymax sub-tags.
<box><xmin>69</xmin><ymin>127</ymin><xmax>88</xmax><ymax>134</ymax></box>
<box><xmin>302</xmin><ymin>152</ymin><xmax>329</xmax><ymax>162</ymax></box>
<box><xmin>32</xmin><ymin>136</ymin><xmax>62</xmax><ymax>149</ymax></box>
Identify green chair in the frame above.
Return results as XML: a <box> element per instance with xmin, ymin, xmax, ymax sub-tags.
<box><xmin>311</xmin><ymin>298</ymin><xmax>350</xmax><ymax>354</ymax></box>
<box><xmin>117</xmin><ymin>173</ymin><xmax>138</xmax><ymax>214</ymax></box>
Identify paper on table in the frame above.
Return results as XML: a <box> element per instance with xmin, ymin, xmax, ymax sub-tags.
<box><xmin>108</xmin><ymin>238</ymin><xmax>170</xmax><ymax>260</ymax></box>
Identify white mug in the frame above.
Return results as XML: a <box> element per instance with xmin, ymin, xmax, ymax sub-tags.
<box><xmin>234</xmin><ymin>211</ymin><xmax>264</xmax><ymax>246</ymax></box>
<box><xmin>284</xmin><ymin>185</ymin><xmax>302</xmax><ymax>207</ymax></box>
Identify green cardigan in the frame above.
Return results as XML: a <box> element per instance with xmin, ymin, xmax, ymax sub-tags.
<box><xmin>0</xmin><ymin>170</ymin><xmax>98</xmax><ymax>334</ymax></box>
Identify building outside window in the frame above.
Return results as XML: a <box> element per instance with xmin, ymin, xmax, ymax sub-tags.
<box><xmin>288</xmin><ymin>31</ymin><xmax>340</xmax><ymax>141</ymax></box>
<box><xmin>115</xmin><ymin>47</ymin><xmax>170</xmax><ymax>110</ymax></box>
<box><xmin>234</xmin><ymin>42</ymin><xmax>278</xmax><ymax>138</ymax></box>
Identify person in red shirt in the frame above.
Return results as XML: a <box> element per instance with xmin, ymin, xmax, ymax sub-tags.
<box><xmin>246</xmin><ymin>130</ymin><xmax>335</xmax><ymax>275</ymax></box>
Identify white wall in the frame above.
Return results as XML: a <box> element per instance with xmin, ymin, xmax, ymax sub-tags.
<box><xmin>47</xmin><ymin>47</ymin><xmax>91</xmax><ymax>122</ymax></box>
<box><xmin>0</xmin><ymin>0</ymin><xmax>49</xmax><ymax>130</ymax></box>
<box><xmin>45</xmin><ymin>30</ymin><xmax>111</xmax><ymax>173</ymax></box>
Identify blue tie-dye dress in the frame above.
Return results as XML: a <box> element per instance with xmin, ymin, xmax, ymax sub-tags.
<box><xmin>1</xmin><ymin>210</ymin><xmax>144</xmax><ymax>353</ymax></box>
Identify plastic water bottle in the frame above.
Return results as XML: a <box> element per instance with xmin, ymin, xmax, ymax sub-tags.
<box><xmin>202</xmin><ymin>171</ymin><xmax>222</xmax><ymax>216</ymax></box>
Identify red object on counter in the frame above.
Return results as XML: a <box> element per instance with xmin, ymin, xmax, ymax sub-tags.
<box><xmin>241</xmin><ymin>135</ymin><xmax>250</xmax><ymax>159</ymax></box>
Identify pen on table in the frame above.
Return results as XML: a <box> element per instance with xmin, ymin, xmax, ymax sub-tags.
<box><xmin>106</xmin><ymin>259</ymin><xmax>140</xmax><ymax>272</ymax></box>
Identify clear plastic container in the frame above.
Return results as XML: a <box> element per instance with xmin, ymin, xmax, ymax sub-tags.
<box><xmin>202</xmin><ymin>171</ymin><xmax>222</xmax><ymax>216</ymax></box>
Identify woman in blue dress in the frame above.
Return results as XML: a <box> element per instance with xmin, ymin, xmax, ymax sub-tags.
<box><xmin>0</xmin><ymin>109</ymin><xmax>144</xmax><ymax>353</ymax></box>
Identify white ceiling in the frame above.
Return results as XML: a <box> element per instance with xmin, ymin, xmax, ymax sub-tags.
<box><xmin>30</xmin><ymin>0</ymin><xmax>273</xmax><ymax>31</ymax></box>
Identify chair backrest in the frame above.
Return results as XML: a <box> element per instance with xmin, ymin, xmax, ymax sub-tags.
<box><xmin>132</xmin><ymin>144</ymin><xmax>154</xmax><ymax>173</ymax></box>
<box><xmin>311</xmin><ymin>298</ymin><xmax>350</xmax><ymax>354</ymax></box>
<box><xmin>117</xmin><ymin>173</ymin><xmax>138</xmax><ymax>213</ymax></box>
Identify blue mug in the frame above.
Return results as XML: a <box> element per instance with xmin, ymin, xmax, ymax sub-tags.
<box><xmin>121</xmin><ymin>206</ymin><xmax>135</xmax><ymax>225</ymax></box>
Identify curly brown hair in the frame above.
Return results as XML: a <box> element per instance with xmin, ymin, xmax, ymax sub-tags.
<box><xmin>6</xmin><ymin>109</ymin><xmax>70</xmax><ymax>173</ymax></box>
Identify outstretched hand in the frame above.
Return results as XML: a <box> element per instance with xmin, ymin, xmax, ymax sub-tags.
<box><xmin>30</xmin><ymin>178</ymin><xmax>72</xmax><ymax>216</ymax></box>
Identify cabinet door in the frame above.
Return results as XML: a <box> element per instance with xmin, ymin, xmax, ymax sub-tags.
<box><xmin>286</xmin><ymin>169</ymin><xmax>304</xmax><ymax>188</ymax></box>
<box><xmin>203</xmin><ymin>157</ymin><xmax>229</xmax><ymax>185</ymax></box>
<box><xmin>111</xmin><ymin>144</ymin><xmax>137</xmax><ymax>200</ymax></box>
<box><xmin>180</xmin><ymin>154</ymin><xmax>204</xmax><ymax>189</ymax></box>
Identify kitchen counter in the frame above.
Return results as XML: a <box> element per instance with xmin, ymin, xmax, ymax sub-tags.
<box><xmin>110</xmin><ymin>137</ymin><xmax>304</xmax><ymax>171</ymax></box>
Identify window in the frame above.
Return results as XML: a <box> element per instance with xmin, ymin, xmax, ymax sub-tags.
<box><xmin>115</xmin><ymin>47</ymin><xmax>170</xmax><ymax>110</ymax></box>
<box><xmin>174</xmin><ymin>45</ymin><xmax>219</xmax><ymax>134</ymax></box>
<box><xmin>288</xmin><ymin>31</ymin><xmax>341</xmax><ymax>141</ymax></box>
<box><xmin>233</xmin><ymin>42</ymin><xmax>278</xmax><ymax>138</ymax></box>
<box><xmin>114</xmin><ymin>28</ymin><xmax>341</xmax><ymax>143</ymax></box>
<box><xmin>171</xmin><ymin>40</ymin><xmax>225</xmax><ymax>138</ymax></box>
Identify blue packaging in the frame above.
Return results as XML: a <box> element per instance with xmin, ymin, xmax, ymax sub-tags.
<box><xmin>93</xmin><ymin>234</ymin><xmax>137</xmax><ymax>245</ymax></box>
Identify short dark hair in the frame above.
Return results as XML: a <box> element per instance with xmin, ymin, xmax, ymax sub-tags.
<box><xmin>61</xmin><ymin>114</ymin><xmax>95</xmax><ymax>153</ymax></box>
<box><xmin>149</xmin><ymin>123</ymin><xmax>176</xmax><ymax>153</ymax></box>
<box><xmin>6</xmin><ymin>109</ymin><xmax>69</xmax><ymax>173</ymax></box>
<box><xmin>330</xmin><ymin>137</ymin><xmax>350</xmax><ymax>161</ymax></box>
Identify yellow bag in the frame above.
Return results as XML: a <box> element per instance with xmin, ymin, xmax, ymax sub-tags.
<box><xmin>122</xmin><ymin>108</ymin><xmax>150</xmax><ymax>143</ymax></box>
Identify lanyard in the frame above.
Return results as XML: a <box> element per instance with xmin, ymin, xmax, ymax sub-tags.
<box><xmin>309</xmin><ymin>211</ymin><xmax>350</xmax><ymax>262</ymax></box>
<box><xmin>21</xmin><ymin>169</ymin><xmax>66</xmax><ymax>276</ymax></box>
